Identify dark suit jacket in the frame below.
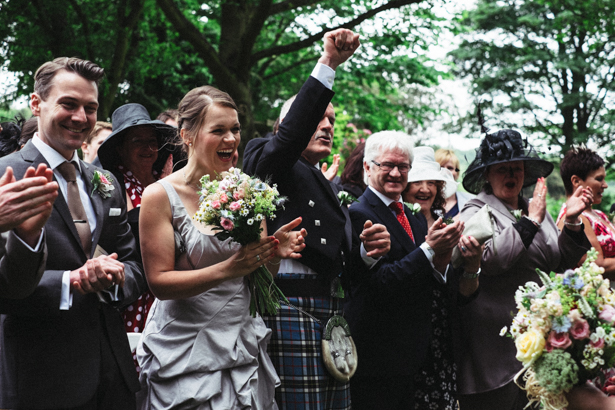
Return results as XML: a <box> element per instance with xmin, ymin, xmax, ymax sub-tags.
<box><xmin>0</xmin><ymin>141</ymin><xmax>146</xmax><ymax>408</ymax></box>
<box><xmin>345</xmin><ymin>187</ymin><xmax>439</xmax><ymax>378</ymax></box>
<box><xmin>243</xmin><ymin>76</ymin><xmax>355</xmax><ymax>283</ymax></box>
<box><xmin>0</xmin><ymin>231</ymin><xmax>46</xmax><ymax>299</ymax></box>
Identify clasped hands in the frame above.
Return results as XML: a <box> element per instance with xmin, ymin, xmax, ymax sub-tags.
<box><xmin>426</xmin><ymin>218</ymin><xmax>482</xmax><ymax>271</ymax></box>
<box><xmin>70</xmin><ymin>253</ymin><xmax>125</xmax><ymax>295</ymax></box>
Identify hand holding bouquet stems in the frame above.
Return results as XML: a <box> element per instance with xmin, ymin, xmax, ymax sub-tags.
<box><xmin>194</xmin><ymin>168</ymin><xmax>305</xmax><ymax>317</ymax></box>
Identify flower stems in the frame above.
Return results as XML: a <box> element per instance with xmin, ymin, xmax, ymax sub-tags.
<box><xmin>247</xmin><ymin>265</ymin><xmax>289</xmax><ymax>317</ymax></box>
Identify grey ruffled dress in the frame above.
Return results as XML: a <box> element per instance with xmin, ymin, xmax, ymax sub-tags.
<box><xmin>137</xmin><ymin>180</ymin><xmax>279</xmax><ymax>409</ymax></box>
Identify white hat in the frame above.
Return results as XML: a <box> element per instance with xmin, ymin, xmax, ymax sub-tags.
<box><xmin>407</xmin><ymin>147</ymin><xmax>458</xmax><ymax>199</ymax></box>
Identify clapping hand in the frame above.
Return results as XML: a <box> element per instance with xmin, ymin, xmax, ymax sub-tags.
<box><xmin>0</xmin><ymin>164</ymin><xmax>59</xmax><ymax>246</ymax></box>
<box><xmin>273</xmin><ymin>217</ymin><xmax>307</xmax><ymax>260</ymax></box>
<box><xmin>459</xmin><ymin>235</ymin><xmax>481</xmax><ymax>273</ymax></box>
<box><xmin>70</xmin><ymin>253</ymin><xmax>126</xmax><ymax>294</ymax></box>
<box><xmin>565</xmin><ymin>185</ymin><xmax>594</xmax><ymax>223</ymax></box>
<box><xmin>528</xmin><ymin>177</ymin><xmax>547</xmax><ymax>224</ymax></box>
<box><xmin>321</xmin><ymin>154</ymin><xmax>340</xmax><ymax>181</ymax></box>
<box><xmin>426</xmin><ymin>218</ymin><xmax>464</xmax><ymax>256</ymax></box>
<box><xmin>359</xmin><ymin>220</ymin><xmax>390</xmax><ymax>258</ymax></box>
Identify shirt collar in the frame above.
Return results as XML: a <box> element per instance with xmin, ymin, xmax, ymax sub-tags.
<box><xmin>32</xmin><ymin>134</ymin><xmax>82</xmax><ymax>173</ymax></box>
<box><xmin>368</xmin><ymin>185</ymin><xmax>401</xmax><ymax>208</ymax></box>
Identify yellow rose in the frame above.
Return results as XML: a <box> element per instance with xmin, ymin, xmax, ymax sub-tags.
<box><xmin>515</xmin><ymin>328</ymin><xmax>546</xmax><ymax>365</ymax></box>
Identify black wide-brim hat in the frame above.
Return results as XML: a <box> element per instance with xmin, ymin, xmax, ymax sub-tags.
<box><xmin>462</xmin><ymin>129</ymin><xmax>554</xmax><ymax>194</ymax></box>
<box><xmin>98</xmin><ymin>103</ymin><xmax>180</xmax><ymax>182</ymax></box>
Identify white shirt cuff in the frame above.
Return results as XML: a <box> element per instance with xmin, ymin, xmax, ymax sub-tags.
<box><xmin>419</xmin><ymin>242</ymin><xmax>447</xmax><ymax>284</ymax></box>
<box><xmin>360</xmin><ymin>243</ymin><xmax>380</xmax><ymax>269</ymax></box>
<box><xmin>310</xmin><ymin>63</ymin><xmax>336</xmax><ymax>90</ymax></box>
<box><xmin>12</xmin><ymin>228</ymin><xmax>45</xmax><ymax>252</ymax></box>
<box><xmin>60</xmin><ymin>271</ymin><xmax>73</xmax><ymax>310</ymax></box>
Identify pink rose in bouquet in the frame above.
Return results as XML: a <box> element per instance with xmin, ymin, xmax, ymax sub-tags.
<box><xmin>599</xmin><ymin>305</ymin><xmax>615</xmax><ymax>323</ymax></box>
<box><xmin>546</xmin><ymin>331</ymin><xmax>571</xmax><ymax>351</ymax></box>
<box><xmin>220</xmin><ymin>217</ymin><xmax>234</xmax><ymax>231</ymax></box>
<box><xmin>570</xmin><ymin>318</ymin><xmax>590</xmax><ymax>340</ymax></box>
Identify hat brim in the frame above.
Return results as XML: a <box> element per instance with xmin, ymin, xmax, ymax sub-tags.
<box><xmin>97</xmin><ymin>122</ymin><xmax>178</xmax><ymax>182</ymax></box>
<box><xmin>462</xmin><ymin>157</ymin><xmax>554</xmax><ymax>194</ymax></box>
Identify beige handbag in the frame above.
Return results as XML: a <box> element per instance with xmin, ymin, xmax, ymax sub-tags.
<box><xmin>451</xmin><ymin>204</ymin><xmax>495</xmax><ymax>268</ymax></box>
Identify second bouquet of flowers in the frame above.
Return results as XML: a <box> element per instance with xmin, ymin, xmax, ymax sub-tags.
<box><xmin>503</xmin><ymin>248</ymin><xmax>615</xmax><ymax>410</ymax></box>
<box><xmin>194</xmin><ymin>167</ymin><xmax>289</xmax><ymax>317</ymax></box>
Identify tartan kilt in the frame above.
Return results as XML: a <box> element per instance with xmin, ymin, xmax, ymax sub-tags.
<box><xmin>262</xmin><ymin>274</ymin><xmax>351</xmax><ymax>410</ymax></box>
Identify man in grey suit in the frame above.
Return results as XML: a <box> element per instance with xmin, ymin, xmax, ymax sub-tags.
<box><xmin>0</xmin><ymin>163</ymin><xmax>58</xmax><ymax>298</ymax></box>
<box><xmin>0</xmin><ymin>57</ymin><xmax>146</xmax><ymax>409</ymax></box>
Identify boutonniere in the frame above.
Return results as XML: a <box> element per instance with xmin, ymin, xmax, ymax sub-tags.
<box><xmin>510</xmin><ymin>209</ymin><xmax>522</xmax><ymax>221</ymax></box>
<box><xmin>338</xmin><ymin>191</ymin><xmax>358</xmax><ymax>206</ymax></box>
<box><xmin>404</xmin><ymin>202</ymin><xmax>422</xmax><ymax>216</ymax></box>
<box><xmin>91</xmin><ymin>171</ymin><xmax>115</xmax><ymax>198</ymax></box>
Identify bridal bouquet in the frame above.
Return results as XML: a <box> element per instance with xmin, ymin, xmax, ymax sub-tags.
<box><xmin>502</xmin><ymin>248</ymin><xmax>615</xmax><ymax>409</ymax></box>
<box><xmin>194</xmin><ymin>167</ymin><xmax>289</xmax><ymax>317</ymax></box>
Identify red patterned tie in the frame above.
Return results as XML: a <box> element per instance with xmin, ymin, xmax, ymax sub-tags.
<box><xmin>390</xmin><ymin>202</ymin><xmax>414</xmax><ymax>243</ymax></box>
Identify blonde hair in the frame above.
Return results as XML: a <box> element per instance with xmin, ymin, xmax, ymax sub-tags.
<box><xmin>435</xmin><ymin>149</ymin><xmax>460</xmax><ymax>169</ymax></box>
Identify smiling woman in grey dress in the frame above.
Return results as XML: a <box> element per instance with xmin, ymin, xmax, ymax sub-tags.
<box><xmin>136</xmin><ymin>85</ymin><xmax>306</xmax><ymax>409</ymax></box>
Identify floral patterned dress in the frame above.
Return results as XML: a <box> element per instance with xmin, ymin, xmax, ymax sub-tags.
<box><xmin>557</xmin><ymin>204</ymin><xmax>615</xmax><ymax>259</ymax></box>
<box><xmin>413</xmin><ymin>285</ymin><xmax>459</xmax><ymax>410</ymax></box>
<box><xmin>557</xmin><ymin>204</ymin><xmax>615</xmax><ymax>393</ymax></box>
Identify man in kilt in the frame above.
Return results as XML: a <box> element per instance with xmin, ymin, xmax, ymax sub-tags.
<box><xmin>243</xmin><ymin>29</ymin><xmax>391</xmax><ymax>409</ymax></box>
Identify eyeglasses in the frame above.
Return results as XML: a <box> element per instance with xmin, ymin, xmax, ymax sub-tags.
<box><xmin>371</xmin><ymin>160</ymin><xmax>411</xmax><ymax>174</ymax></box>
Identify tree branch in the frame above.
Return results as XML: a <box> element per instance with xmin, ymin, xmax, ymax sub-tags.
<box><xmin>156</xmin><ymin>0</ymin><xmax>239</xmax><ymax>95</ymax></box>
<box><xmin>263</xmin><ymin>55</ymin><xmax>319</xmax><ymax>80</ymax></box>
<box><xmin>241</xmin><ymin>0</ymin><xmax>274</xmax><ymax>64</ymax></box>
<box><xmin>251</xmin><ymin>0</ymin><xmax>421</xmax><ymax>63</ymax></box>
<box><xmin>66</xmin><ymin>0</ymin><xmax>94</xmax><ymax>61</ymax></box>
<box><xmin>269</xmin><ymin>0</ymin><xmax>327</xmax><ymax>15</ymax></box>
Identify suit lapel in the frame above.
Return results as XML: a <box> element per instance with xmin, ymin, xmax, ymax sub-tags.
<box><xmin>22</xmin><ymin>143</ymin><xmax>85</xmax><ymax>254</ymax></box>
<box><xmin>82</xmin><ymin>161</ymin><xmax>104</xmax><ymax>256</ymax></box>
<box><xmin>364</xmin><ymin>189</ymin><xmax>414</xmax><ymax>254</ymax></box>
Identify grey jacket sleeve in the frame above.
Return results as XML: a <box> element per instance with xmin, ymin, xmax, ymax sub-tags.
<box><xmin>0</xmin><ymin>230</ymin><xmax>46</xmax><ymax>299</ymax></box>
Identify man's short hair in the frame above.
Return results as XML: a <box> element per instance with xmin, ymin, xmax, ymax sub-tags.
<box><xmin>34</xmin><ymin>57</ymin><xmax>105</xmax><ymax>101</ymax></box>
<box><xmin>363</xmin><ymin>131</ymin><xmax>414</xmax><ymax>185</ymax></box>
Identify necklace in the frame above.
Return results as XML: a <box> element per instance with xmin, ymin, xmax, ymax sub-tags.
<box><xmin>183</xmin><ymin>168</ymin><xmax>200</xmax><ymax>191</ymax></box>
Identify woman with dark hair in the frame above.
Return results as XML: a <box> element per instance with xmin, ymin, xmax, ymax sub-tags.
<box><xmin>18</xmin><ymin>117</ymin><xmax>38</xmax><ymax>148</ymax></box>
<box><xmin>339</xmin><ymin>142</ymin><xmax>367</xmax><ymax>198</ymax></box>
<box><xmin>97</xmin><ymin>104</ymin><xmax>178</xmax><ymax>350</ymax></box>
<box><xmin>456</xmin><ymin>126</ymin><xmax>592</xmax><ymax>410</ymax></box>
<box><xmin>0</xmin><ymin>120</ymin><xmax>23</xmax><ymax>157</ymax></box>
<box><xmin>403</xmin><ymin>146</ymin><xmax>457</xmax><ymax>227</ymax></box>
<box><xmin>557</xmin><ymin>147</ymin><xmax>615</xmax><ymax>278</ymax></box>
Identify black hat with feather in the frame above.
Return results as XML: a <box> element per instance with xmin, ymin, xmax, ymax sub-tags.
<box><xmin>462</xmin><ymin>105</ymin><xmax>554</xmax><ymax>194</ymax></box>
